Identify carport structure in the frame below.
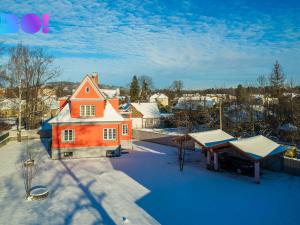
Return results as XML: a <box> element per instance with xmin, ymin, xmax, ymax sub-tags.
<box><xmin>174</xmin><ymin>129</ymin><xmax>237</xmax><ymax>171</ymax></box>
<box><xmin>228</xmin><ymin>135</ymin><xmax>286</xmax><ymax>183</ymax></box>
<box><xmin>174</xmin><ymin>130</ymin><xmax>286</xmax><ymax>183</ymax></box>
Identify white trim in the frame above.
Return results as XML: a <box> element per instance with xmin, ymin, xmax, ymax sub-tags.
<box><xmin>122</xmin><ymin>124</ymin><xmax>129</xmax><ymax>135</ymax></box>
<box><xmin>103</xmin><ymin>128</ymin><xmax>116</xmax><ymax>140</ymax></box>
<box><xmin>62</xmin><ymin>129</ymin><xmax>75</xmax><ymax>142</ymax></box>
<box><xmin>80</xmin><ymin>105</ymin><xmax>96</xmax><ymax>117</ymax></box>
<box><xmin>70</xmin><ymin>76</ymin><xmax>105</xmax><ymax>100</ymax></box>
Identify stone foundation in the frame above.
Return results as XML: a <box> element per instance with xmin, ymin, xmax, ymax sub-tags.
<box><xmin>51</xmin><ymin>145</ymin><xmax>121</xmax><ymax>159</ymax></box>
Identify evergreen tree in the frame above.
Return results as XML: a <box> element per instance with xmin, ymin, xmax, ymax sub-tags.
<box><xmin>235</xmin><ymin>84</ymin><xmax>247</xmax><ymax>105</ymax></box>
<box><xmin>269</xmin><ymin>61</ymin><xmax>285</xmax><ymax>97</ymax></box>
<box><xmin>140</xmin><ymin>80</ymin><xmax>150</xmax><ymax>101</ymax></box>
<box><xmin>129</xmin><ymin>75</ymin><xmax>140</xmax><ymax>102</ymax></box>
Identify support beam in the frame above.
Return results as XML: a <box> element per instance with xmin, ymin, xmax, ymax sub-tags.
<box><xmin>207</xmin><ymin>150</ymin><xmax>211</xmax><ymax>164</ymax></box>
<box><xmin>213</xmin><ymin>152</ymin><xmax>219</xmax><ymax>171</ymax></box>
<box><xmin>254</xmin><ymin>161</ymin><xmax>260</xmax><ymax>184</ymax></box>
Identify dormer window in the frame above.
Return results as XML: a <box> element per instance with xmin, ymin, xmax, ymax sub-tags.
<box><xmin>80</xmin><ymin>105</ymin><xmax>96</xmax><ymax>116</ymax></box>
<box><xmin>86</xmin><ymin>87</ymin><xmax>90</xmax><ymax>93</ymax></box>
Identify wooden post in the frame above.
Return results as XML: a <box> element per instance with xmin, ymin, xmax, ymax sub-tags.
<box><xmin>207</xmin><ymin>150</ymin><xmax>211</xmax><ymax>165</ymax></box>
<box><xmin>214</xmin><ymin>152</ymin><xmax>219</xmax><ymax>171</ymax></box>
<box><xmin>254</xmin><ymin>161</ymin><xmax>260</xmax><ymax>184</ymax></box>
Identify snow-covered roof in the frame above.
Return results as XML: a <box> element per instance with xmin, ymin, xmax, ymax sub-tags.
<box><xmin>279</xmin><ymin>123</ymin><xmax>297</xmax><ymax>132</ymax></box>
<box><xmin>229</xmin><ymin>135</ymin><xmax>286</xmax><ymax>160</ymax></box>
<box><xmin>49</xmin><ymin>102</ymin><xmax>124</xmax><ymax>124</ymax></box>
<box><xmin>188</xmin><ymin>129</ymin><xmax>236</xmax><ymax>148</ymax></box>
<box><xmin>131</xmin><ymin>102</ymin><xmax>161</xmax><ymax>118</ymax></box>
<box><xmin>0</xmin><ymin>99</ymin><xmax>25</xmax><ymax>110</ymax></box>
<box><xmin>100</xmin><ymin>88</ymin><xmax>120</xmax><ymax>98</ymax></box>
<box><xmin>150</xmin><ymin>93</ymin><xmax>168</xmax><ymax>100</ymax></box>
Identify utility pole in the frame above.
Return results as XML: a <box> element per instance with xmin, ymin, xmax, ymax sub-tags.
<box><xmin>219</xmin><ymin>97</ymin><xmax>222</xmax><ymax>130</ymax></box>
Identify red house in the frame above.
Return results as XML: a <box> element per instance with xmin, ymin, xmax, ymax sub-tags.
<box><xmin>49</xmin><ymin>73</ymin><xmax>132</xmax><ymax>159</ymax></box>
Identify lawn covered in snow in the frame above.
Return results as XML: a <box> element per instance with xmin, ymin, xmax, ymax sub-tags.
<box><xmin>0</xmin><ymin>139</ymin><xmax>299</xmax><ymax>225</ymax></box>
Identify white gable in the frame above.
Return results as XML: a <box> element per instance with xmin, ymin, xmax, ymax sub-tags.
<box><xmin>70</xmin><ymin>76</ymin><xmax>105</xmax><ymax>100</ymax></box>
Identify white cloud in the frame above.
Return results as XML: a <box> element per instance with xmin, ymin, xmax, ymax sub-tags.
<box><xmin>0</xmin><ymin>0</ymin><xmax>299</xmax><ymax>88</ymax></box>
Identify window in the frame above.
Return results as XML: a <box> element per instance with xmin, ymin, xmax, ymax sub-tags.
<box><xmin>64</xmin><ymin>152</ymin><xmax>73</xmax><ymax>157</ymax></box>
<box><xmin>148</xmin><ymin>119</ymin><xmax>154</xmax><ymax>125</ymax></box>
<box><xmin>86</xmin><ymin>87</ymin><xmax>90</xmax><ymax>93</ymax></box>
<box><xmin>62</xmin><ymin>130</ymin><xmax>74</xmax><ymax>142</ymax></box>
<box><xmin>80</xmin><ymin>105</ymin><xmax>96</xmax><ymax>116</ymax></box>
<box><xmin>122</xmin><ymin>124</ymin><xmax>128</xmax><ymax>135</ymax></box>
<box><xmin>103</xmin><ymin>128</ymin><xmax>116</xmax><ymax>140</ymax></box>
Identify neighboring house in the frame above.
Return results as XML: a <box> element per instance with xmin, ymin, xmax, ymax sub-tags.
<box><xmin>150</xmin><ymin>93</ymin><xmax>169</xmax><ymax>106</ymax></box>
<box><xmin>49</xmin><ymin>74</ymin><xmax>132</xmax><ymax>159</ymax></box>
<box><xmin>41</xmin><ymin>95</ymin><xmax>60</xmax><ymax>119</ymax></box>
<box><xmin>100</xmin><ymin>88</ymin><xmax>120</xmax><ymax>98</ymax></box>
<box><xmin>131</xmin><ymin>102</ymin><xmax>161</xmax><ymax>128</ymax></box>
<box><xmin>0</xmin><ymin>99</ymin><xmax>25</xmax><ymax>118</ymax></box>
<box><xmin>174</xmin><ymin>96</ymin><xmax>216</xmax><ymax>110</ymax></box>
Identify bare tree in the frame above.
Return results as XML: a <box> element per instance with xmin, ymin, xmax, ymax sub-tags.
<box><xmin>16</xmin><ymin>139</ymin><xmax>43</xmax><ymax>200</ymax></box>
<box><xmin>171</xmin><ymin>80</ymin><xmax>184</xmax><ymax>97</ymax></box>
<box><xmin>2</xmin><ymin>43</ymin><xmax>60</xmax><ymax>136</ymax></box>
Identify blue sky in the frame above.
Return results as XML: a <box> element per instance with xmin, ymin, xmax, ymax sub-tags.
<box><xmin>0</xmin><ymin>0</ymin><xmax>300</xmax><ymax>89</ymax></box>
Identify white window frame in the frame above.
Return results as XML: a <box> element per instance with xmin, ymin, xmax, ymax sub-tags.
<box><xmin>62</xmin><ymin>129</ymin><xmax>74</xmax><ymax>142</ymax></box>
<box><xmin>80</xmin><ymin>105</ymin><xmax>96</xmax><ymax>117</ymax></box>
<box><xmin>103</xmin><ymin>128</ymin><xmax>116</xmax><ymax>140</ymax></box>
<box><xmin>122</xmin><ymin>124</ymin><xmax>129</xmax><ymax>135</ymax></box>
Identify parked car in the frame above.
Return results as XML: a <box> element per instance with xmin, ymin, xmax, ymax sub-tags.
<box><xmin>284</xmin><ymin>146</ymin><xmax>297</xmax><ymax>158</ymax></box>
<box><xmin>219</xmin><ymin>153</ymin><xmax>255</xmax><ymax>177</ymax></box>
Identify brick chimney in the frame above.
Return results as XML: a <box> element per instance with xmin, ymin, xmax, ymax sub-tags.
<box><xmin>91</xmin><ymin>72</ymin><xmax>99</xmax><ymax>86</ymax></box>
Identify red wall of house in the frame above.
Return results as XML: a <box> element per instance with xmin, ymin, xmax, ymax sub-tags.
<box><xmin>52</xmin><ymin>123</ymin><xmax>124</xmax><ymax>148</ymax></box>
<box><xmin>75</xmin><ymin>80</ymin><xmax>101</xmax><ymax>99</ymax></box>
<box><xmin>120</xmin><ymin>120</ymin><xmax>132</xmax><ymax>141</ymax></box>
<box><xmin>107</xmin><ymin>98</ymin><xmax>119</xmax><ymax>112</ymax></box>
<box><xmin>59</xmin><ymin>98</ymin><xmax>68</xmax><ymax>111</ymax></box>
<box><xmin>70</xmin><ymin>100</ymin><xmax>105</xmax><ymax>118</ymax></box>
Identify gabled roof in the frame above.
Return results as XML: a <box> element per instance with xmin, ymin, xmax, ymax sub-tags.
<box><xmin>100</xmin><ymin>88</ymin><xmax>120</xmax><ymax>98</ymax></box>
<box><xmin>150</xmin><ymin>93</ymin><xmax>168</xmax><ymax>99</ymax></box>
<box><xmin>188</xmin><ymin>129</ymin><xmax>236</xmax><ymax>148</ymax></box>
<box><xmin>131</xmin><ymin>102</ymin><xmax>161</xmax><ymax>118</ymax></box>
<box><xmin>156</xmin><ymin>93</ymin><xmax>168</xmax><ymax>99</ymax></box>
<box><xmin>49</xmin><ymin>101</ymin><xmax>124</xmax><ymax>124</ymax></box>
<box><xmin>229</xmin><ymin>135</ymin><xmax>286</xmax><ymax>160</ymax></box>
<box><xmin>70</xmin><ymin>75</ymin><xmax>106</xmax><ymax>100</ymax></box>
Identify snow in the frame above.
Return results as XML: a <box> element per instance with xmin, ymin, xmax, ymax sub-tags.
<box><xmin>230</xmin><ymin>135</ymin><xmax>286</xmax><ymax>160</ymax></box>
<box><xmin>131</xmin><ymin>103</ymin><xmax>161</xmax><ymax>118</ymax></box>
<box><xmin>0</xmin><ymin>139</ymin><xmax>300</xmax><ymax>225</ymax></box>
<box><xmin>100</xmin><ymin>88</ymin><xmax>120</xmax><ymax>98</ymax></box>
<box><xmin>279</xmin><ymin>123</ymin><xmax>298</xmax><ymax>132</ymax></box>
<box><xmin>49</xmin><ymin>101</ymin><xmax>124</xmax><ymax>124</ymax></box>
<box><xmin>149</xmin><ymin>93</ymin><xmax>168</xmax><ymax>102</ymax></box>
<box><xmin>189</xmin><ymin>129</ymin><xmax>236</xmax><ymax>147</ymax></box>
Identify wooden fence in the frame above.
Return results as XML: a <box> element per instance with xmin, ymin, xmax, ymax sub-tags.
<box><xmin>133</xmin><ymin>129</ymin><xmax>195</xmax><ymax>150</ymax></box>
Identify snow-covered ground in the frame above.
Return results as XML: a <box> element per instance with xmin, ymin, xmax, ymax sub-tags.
<box><xmin>0</xmin><ymin>140</ymin><xmax>300</xmax><ymax>225</ymax></box>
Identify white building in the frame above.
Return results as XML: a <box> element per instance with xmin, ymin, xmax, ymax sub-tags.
<box><xmin>150</xmin><ymin>93</ymin><xmax>169</xmax><ymax>106</ymax></box>
<box><xmin>130</xmin><ymin>102</ymin><xmax>161</xmax><ymax>128</ymax></box>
